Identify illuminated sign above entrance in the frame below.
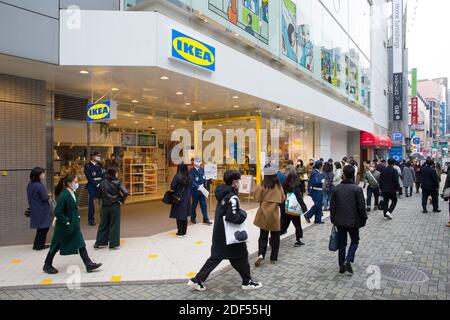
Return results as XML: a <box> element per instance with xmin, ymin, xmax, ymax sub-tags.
<box><xmin>171</xmin><ymin>29</ymin><xmax>216</xmax><ymax>72</ymax></box>
<box><xmin>86</xmin><ymin>100</ymin><xmax>117</xmax><ymax>122</ymax></box>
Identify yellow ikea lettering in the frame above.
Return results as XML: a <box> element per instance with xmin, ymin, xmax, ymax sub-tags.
<box><xmin>87</xmin><ymin>104</ymin><xmax>110</xmax><ymax>120</ymax></box>
<box><xmin>173</xmin><ymin>36</ymin><xmax>214</xmax><ymax>67</ymax></box>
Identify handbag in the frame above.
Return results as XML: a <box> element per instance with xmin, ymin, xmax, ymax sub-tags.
<box><xmin>443</xmin><ymin>187</ymin><xmax>450</xmax><ymax>200</ymax></box>
<box><xmin>223</xmin><ymin>216</ymin><xmax>248</xmax><ymax>245</ymax></box>
<box><xmin>285</xmin><ymin>192</ymin><xmax>304</xmax><ymax>216</ymax></box>
<box><xmin>24</xmin><ymin>208</ymin><xmax>30</xmax><ymax>218</ymax></box>
<box><xmin>162</xmin><ymin>185</ymin><xmax>185</xmax><ymax>205</ymax></box>
<box><xmin>328</xmin><ymin>225</ymin><xmax>339</xmax><ymax>252</ymax></box>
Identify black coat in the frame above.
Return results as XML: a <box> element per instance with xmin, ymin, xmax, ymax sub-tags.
<box><xmin>420</xmin><ymin>165</ymin><xmax>440</xmax><ymax>191</ymax></box>
<box><xmin>379</xmin><ymin>166</ymin><xmax>400</xmax><ymax>193</ymax></box>
<box><xmin>330</xmin><ymin>181</ymin><xmax>367</xmax><ymax>229</ymax></box>
<box><xmin>210</xmin><ymin>185</ymin><xmax>248</xmax><ymax>260</ymax></box>
<box><xmin>26</xmin><ymin>181</ymin><xmax>51</xmax><ymax>229</ymax></box>
<box><xmin>169</xmin><ymin>175</ymin><xmax>191</xmax><ymax>220</ymax></box>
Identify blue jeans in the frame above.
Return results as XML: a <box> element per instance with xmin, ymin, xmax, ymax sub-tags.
<box><xmin>305</xmin><ymin>190</ymin><xmax>323</xmax><ymax>223</ymax></box>
<box><xmin>191</xmin><ymin>194</ymin><xmax>209</xmax><ymax>221</ymax></box>
<box><xmin>87</xmin><ymin>188</ymin><xmax>97</xmax><ymax>224</ymax></box>
<box><xmin>322</xmin><ymin>191</ymin><xmax>331</xmax><ymax>209</ymax></box>
<box><xmin>337</xmin><ymin>226</ymin><xmax>360</xmax><ymax>267</ymax></box>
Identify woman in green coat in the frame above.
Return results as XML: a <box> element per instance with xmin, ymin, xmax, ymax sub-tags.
<box><xmin>43</xmin><ymin>174</ymin><xmax>102</xmax><ymax>274</ymax></box>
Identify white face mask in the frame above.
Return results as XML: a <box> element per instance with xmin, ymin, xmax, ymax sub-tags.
<box><xmin>71</xmin><ymin>183</ymin><xmax>79</xmax><ymax>192</ymax></box>
<box><xmin>95</xmin><ymin>156</ymin><xmax>101</xmax><ymax>162</ymax></box>
<box><xmin>40</xmin><ymin>173</ymin><xmax>46</xmax><ymax>181</ymax></box>
<box><xmin>194</xmin><ymin>162</ymin><xmax>201</xmax><ymax>168</ymax></box>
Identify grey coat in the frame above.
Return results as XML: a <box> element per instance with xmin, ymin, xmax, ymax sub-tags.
<box><xmin>402</xmin><ymin>167</ymin><xmax>416</xmax><ymax>188</ymax></box>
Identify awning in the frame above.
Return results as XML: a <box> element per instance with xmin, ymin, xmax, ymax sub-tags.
<box><xmin>360</xmin><ymin>131</ymin><xmax>392</xmax><ymax>148</ymax></box>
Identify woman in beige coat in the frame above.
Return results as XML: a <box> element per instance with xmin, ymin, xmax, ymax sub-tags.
<box><xmin>254</xmin><ymin>167</ymin><xmax>285</xmax><ymax>266</ymax></box>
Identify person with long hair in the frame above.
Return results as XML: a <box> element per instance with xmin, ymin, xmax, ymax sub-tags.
<box><xmin>281</xmin><ymin>173</ymin><xmax>308</xmax><ymax>247</ymax></box>
<box><xmin>27</xmin><ymin>167</ymin><xmax>52</xmax><ymax>250</ymax></box>
<box><xmin>170</xmin><ymin>163</ymin><xmax>192</xmax><ymax>237</ymax></box>
<box><xmin>94</xmin><ymin>167</ymin><xmax>128</xmax><ymax>249</ymax></box>
<box><xmin>43</xmin><ymin>174</ymin><xmax>102</xmax><ymax>274</ymax></box>
<box><xmin>254</xmin><ymin>167</ymin><xmax>285</xmax><ymax>266</ymax></box>
<box><xmin>296</xmin><ymin>159</ymin><xmax>308</xmax><ymax>194</ymax></box>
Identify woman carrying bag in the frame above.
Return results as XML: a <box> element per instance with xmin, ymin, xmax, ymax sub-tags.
<box><xmin>169</xmin><ymin>163</ymin><xmax>192</xmax><ymax>237</ymax></box>
<box><xmin>43</xmin><ymin>174</ymin><xmax>102</xmax><ymax>274</ymax></box>
<box><xmin>281</xmin><ymin>172</ymin><xmax>308</xmax><ymax>247</ymax></box>
<box><xmin>26</xmin><ymin>167</ymin><xmax>52</xmax><ymax>250</ymax></box>
<box><xmin>254</xmin><ymin>167</ymin><xmax>285</xmax><ymax>266</ymax></box>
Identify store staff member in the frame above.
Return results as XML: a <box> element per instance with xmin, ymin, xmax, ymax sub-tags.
<box><xmin>84</xmin><ymin>150</ymin><xmax>105</xmax><ymax>226</ymax></box>
<box><xmin>189</xmin><ymin>158</ymin><xmax>212</xmax><ymax>225</ymax></box>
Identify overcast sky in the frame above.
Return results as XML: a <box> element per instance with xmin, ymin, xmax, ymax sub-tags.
<box><xmin>407</xmin><ymin>0</ymin><xmax>450</xmax><ymax>80</ymax></box>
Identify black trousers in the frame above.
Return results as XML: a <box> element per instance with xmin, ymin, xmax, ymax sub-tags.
<box><xmin>258</xmin><ymin>229</ymin><xmax>280</xmax><ymax>261</ymax></box>
<box><xmin>422</xmin><ymin>190</ymin><xmax>439</xmax><ymax>211</ymax></box>
<box><xmin>366</xmin><ymin>187</ymin><xmax>380</xmax><ymax>208</ymax></box>
<box><xmin>193</xmin><ymin>256</ymin><xmax>251</xmax><ymax>285</ymax></box>
<box><xmin>382</xmin><ymin>192</ymin><xmax>398</xmax><ymax>216</ymax></box>
<box><xmin>415</xmin><ymin>182</ymin><xmax>421</xmax><ymax>193</ymax></box>
<box><xmin>176</xmin><ymin>219</ymin><xmax>188</xmax><ymax>235</ymax></box>
<box><xmin>281</xmin><ymin>213</ymin><xmax>303</xmax><ymax>241</ymax></box>
<box><xmin>337</xmin><ymin>227</ymin><xmax>360</xmax><ymax>267</ymax></box>
<box><xmin>33</xmin><ymin>228</ymin><xmax>49</xmax><ymax>250</ymax></box>
<box><xmin>45</xmin><ymin>245</ymin><xmax>91</xmax><ymax>266</ymax></box>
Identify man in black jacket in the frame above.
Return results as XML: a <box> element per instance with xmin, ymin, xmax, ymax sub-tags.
<box><xmin>379</xmin><ymin>158</ymin><xmax>400</xmax><ymax>220</ymax></box>
<box><xmin>330</xmin><ymin>165</ymin><xmax>367</xmax><ymax>274</ymax></box>
<box><xmin>421</xmin><ymin>159</ymin><xmax>441</xmax><ymax>213</ymax></box>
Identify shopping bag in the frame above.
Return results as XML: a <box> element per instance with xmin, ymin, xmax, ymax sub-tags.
<box><xmin>328</xmin><ymin>225</ymin><xmax>339</xmax><ymax>252</ymax></box>
<box><xmin>443</xmin><ymin>187</ymin><xmax>450</xmax><ymax>200</ymax></box>
<box><xmin>223</xmin><ymin>217</ymin><xmax>248</xmax><ymax>245</ymax></box>
<box><xmin>285</xmin><ymin>192</ymin><xmax>303</xmax><ymax>216</ymax></box>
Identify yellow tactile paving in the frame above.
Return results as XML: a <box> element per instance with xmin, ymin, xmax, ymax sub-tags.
<box><xmin>110</xmin><ymin>276</ymin><xmax>122</xmax><ymax>282</ymax></box>
<box><xmin>195</xmin><ymin>241</ymin><xmax>204</xmax><ymax>245</ymax></box>
<box><xmin>120</xmin><ymin>239</ymin><xmax>126</xmax><ymax>245</ymax></box>
<box><xmin>168</xmin><ymin>231</ymin><xmax>177</xmax><ymax>237</ymax></box>
<box><xmin>40</xmin><ymin>279</ymin><xmax>53</xmax><ymax>285</ymax></box>
<box><xmin>11</xmin><ymin>259</ymin><xmax>22</xmax><ymax>264</ymax></box>
<box><xmin>148</xmin><ymin>254</ymin><xmax>158</xmax><ymax>259</ymax></box>
<box><xmin>185</xmin><ymin>272</ymin><xmax>197</xmax><ymax>278</ymax></box>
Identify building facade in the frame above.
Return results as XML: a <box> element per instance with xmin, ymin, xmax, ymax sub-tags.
<box><xmin>0</xmin><ymin>0</ymin><xmax>391</xmax><ymax>245</ymax></box>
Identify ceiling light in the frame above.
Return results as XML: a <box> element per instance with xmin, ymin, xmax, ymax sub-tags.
<box><xmin>134</xmin><ymin>121</ymin><xmax>138</xmax><ymax>124</ymax></box>
<box><xmin>111</xmin><ymin>88</ymin><xmax>119</xmax><ymax>91</ymax></box>
<box><xmin>79</xmin><ymin>70</ymin><xmax>89</xmax><ymax>74</ymax></box>
<box><xmin>176</xmin><ymin>92</ymin><xmax>183</xmax><ymax>95</ymax></box>
<box><xmin>232</xmin><ymin>96</ymin><xmax>239</xmax><ymax>99</ymax></box>
<box><xmin>192</xmin><ymin>110</ymin><xmax>197</xmax><ymax>113</ymax></box>
<box><xmin>218</xmin><ymin>124</ymin><xmax>223</xmax><ymax>127</ymax></box>
<box><xmin>276</xmin><ymin>106</ymin><xmax>281</xmax><ymax>111</ymax></box>
<box><xmin>132</xmin><ymin>100</ymin><xmax>139</xmax><ymax>103</ymax></box>
<box><xmin>235</xmin><ymin>33</ymin><xmax>239</xmax><ymax>37</ymax></box>
<box><xmin>185</xmin><ymin>102</ymin><xmax>191</xmax><ymax>106</ymax></box>
<box><xmin>233</xmin><ymin>105</ymin><xmax>239</xmax><ymax>108</ymax></box>
<box><xmin>305</xmin><ymin>116</ymin><xmax>310</xmax><ymax>119</ymax></box>
<box><xmin>113</xmin><ymin>123</ymin><xmax>117</xmax><ymax>127</ymax></box>
<box><xmin>170</xmin><ymin>124</ymin><xmax>174</xmax><ymax>128</ymax></box>
<box><xmin>160</xmin><ymin>76</ymin><xmax>169</xmax><ymax>80</ymax></box>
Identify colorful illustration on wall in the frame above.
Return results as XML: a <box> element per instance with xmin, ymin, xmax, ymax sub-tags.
<box><xmin>360</xmin><ymin>69</ymin><xmax>370</xmax><ymax>108</ymax></box>
<box><xmin>321</xmin><ymin>48</ymin><xmax>332</xmax><ymax>84</ymax></box>
<box><xmin>345</xmin><ymin>50</ymin><xmax>360</xmax><ymax>102</ymax></box>
<box><xmin>281</xmin><ymin>0</ymin><xmax>298</xmax><ymax>63</ymax></box>
<box><xmin>321</xmin><ymin>47</ymin><xmax>341</xmax><ymax>87</ymax></box>
<box><xmin>332</xmin><ymin>48</ymin><xmax>342</xmax><ymax>88</ymax></box>
<box><xmin>208</xmin><ymin>0</ymin><xmax>269</xmax><ymax>44</ymax></box>
<box><xmin>298</xmin><ymin>24</ymin><xmax>314</xmax><ymax>72</ymax></box>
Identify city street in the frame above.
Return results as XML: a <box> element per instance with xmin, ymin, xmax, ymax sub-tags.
<box><xmin>1</xmin><ymin>190</ymin><xmax>448</xmax><ymax>300</ymax></box>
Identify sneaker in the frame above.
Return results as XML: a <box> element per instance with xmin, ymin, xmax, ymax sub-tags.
<box><xmin>187</xmin><ymin>279</ymin><xmax>206</xmax><ymax>292</ymax></box>
<box><xmin>190</xmin><ymin>218</ymin><xmax>196</xmax><ymax>224</ymax></box>
<box><xmin>304</xmin><ymin>216</ymin><xmax>311</xmax><ymax>224</ymax></box>
<box><xmin>255</xmin><ymin>255</ymin><xmax>264</xmax><ymax>267</ymax></box>
<box><xmin>433</xmin><ymin>209</ymin><xmax>442</xmax><ymax>213</ymax></box>
<box><xmin>177</xmin><ymin>235</ymin><xmax>184</xmax><ymax>238</ymax></box>
<box><xmin>93</xmin><ymin>244</ymin><xmax>107</xmax><ymax>250</ymax></box>
<box><xmin>203</xmin><ymin>220</ymin><xmax>213</xmax><ymax>225</ymax></box>
<box><xmin>345</xmin><ymin>262</ymin><xmax>354</xmax><ymax>274</ymax></box>
<box><xmin>385</xmin><ymin>212</ymin><xmax>393</xmax><ymax>220</ymax></box>
<box><xmin>109</xmin><ymin>246</ymin><xmax>120</xmax><ymax>250</ymax></box>
<box><xmin>242</xmin><ymin>280</ymin><xmax>262</xmax><ymax>290</ymax></box>
<box><xmin>339</xmin><ymin>265</ymin><xmax>346</xmax><ymax>274</ymax></box>
<box><xmin>423</xmin><ymin>210</ymin><xmax>428</xmax><ymax>214</ymax></box>
<box><xmin>294</xmin><ymin>241</ymin><xmax>305</xmax><ymax>247</ymax></box>
<box><xmin>43</xmin><ymin>264</ymin><xmax>59</xmax><ymax>274</ymax></box>
<box><xmin>35</xmin><ymin>245</ymin><xmax>50</xmax><ymax>251</ymax></box>
<box><xmin>314</xmin><ymin>221</ymin><xmax>325</xmax><ymax>225</ymax></box>
<box><xmin>366</xmin><ymin>207</ymin><xmax>371</xmax><ymax>212</ymax></box>
<box><xmin>373</xmin><ymin>207</ymin><xmax>378</xmax><ymax>211</ymax></box>
<box><xmin>270</xmin><ymin>260</ymin><xmax>277</xmax><ymax>264</ymax></box>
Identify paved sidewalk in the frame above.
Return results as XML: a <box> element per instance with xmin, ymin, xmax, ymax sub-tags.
<box><xmin>1</xmin><ymin>190</ymin><xmax>449</xmax><ymax>300</ymax></box>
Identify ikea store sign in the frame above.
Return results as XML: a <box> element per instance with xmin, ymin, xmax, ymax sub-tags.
<box><xmin>171</xmin><ymin>29</ymin><xmax>215</xmax><ymax>71</ymax></box>
<box><xmin>86</xmin><ymin>100</ymin><xmax>117</xmax><ymax>122</ymax></box>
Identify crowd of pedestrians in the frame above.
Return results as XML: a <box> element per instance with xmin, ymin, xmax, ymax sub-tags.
<box><xmin>25</xmin><ymin>151</ymin><xmax>450</xmax><ymax>290</ymax></box>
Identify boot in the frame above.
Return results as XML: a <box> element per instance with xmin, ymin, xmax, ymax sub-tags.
<box><xmin>86</xmin><ymin>262</ymin><xmax>102</xmax><ymax>273</ymax></box>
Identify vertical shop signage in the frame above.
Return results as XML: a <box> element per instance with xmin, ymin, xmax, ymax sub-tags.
<box><xmin>441</xmin><ymin>102</ymin><xmax>447</xmax><ymax>136</ymax></box>
<box><xmin>411</xmin><ymin>68</ymin><xmax>417</xmax><ymax>97</ymax></box>
<box><xmin>392</xmin><ymin>0</ymin><xmax>403</xmax><ymax>121</ymax></box>
<box><xmin>411</xmin><ymin>97</ymin><xmax>418</xmax><ymax>125</ymax></box>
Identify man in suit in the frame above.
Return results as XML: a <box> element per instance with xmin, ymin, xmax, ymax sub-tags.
<box><xmin>421</xmin><ymin>158</ymin><xmax>441</xmax><ymax>214</ymax></box>
<box><xmin>379</xmin><ymin>158</ymin><xmax>400</xmax><ymax>220</ymax></box>
<box><xmin>189</xmin><ymin>158</ymin><xmax>212</xmax><ymax>225</ymax></box>
<box><xmin>84</xmin><ymin>150</ymin><xmax>105</xmax><ymax>226</ymax></box>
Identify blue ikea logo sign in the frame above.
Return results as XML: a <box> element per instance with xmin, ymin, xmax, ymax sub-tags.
<box><xmin>86</xmin><ymin>101</ymin><xmax>111</xmax><ymax>122</ymax></box>
<box><xmin>171</xmin><ymin>29</ymin><xmax>215</xmax><ymax>72</ymax></box>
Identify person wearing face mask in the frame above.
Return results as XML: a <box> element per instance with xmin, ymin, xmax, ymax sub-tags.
<box><xmin>43</xmin><ymin>174</ymin><xmax>102</xmax><ymax>274</ymax></box>
<box><xmin>84</xmin><ymin>150</ymin><xmax>105</xmax><ymax>226</ymax></box>
<box><xmin>189</xmin><ymin>158</ymin><xmax>212</xmax><ymax>225</ymax></box>
<box><xmin>363</xmin><ymin>164</ymin><xmax>381</xmax><ymax>212</ymax></box>
<box><xmin>188</xmin><ymin>170</ymin><xmax>262</xmax><ymax>291</ymax></box>
<box><xmin>27</xmin><ymin>167</ymin><xmax>52</xmax><ymax>250</ymax></box>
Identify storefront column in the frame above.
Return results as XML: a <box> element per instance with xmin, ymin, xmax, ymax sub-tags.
<box><xmin>313</xmin><ymin>121</ymin><xmax>332</xmax><ymax>160</ymax></box>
